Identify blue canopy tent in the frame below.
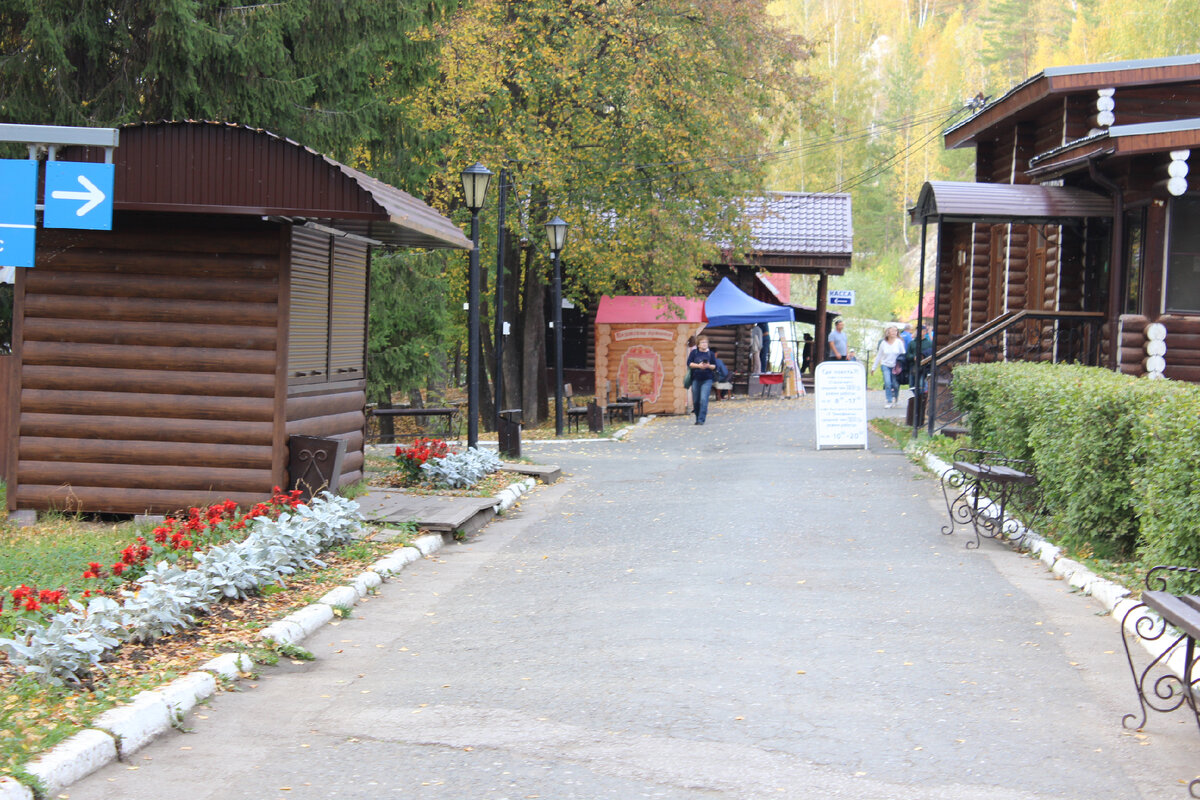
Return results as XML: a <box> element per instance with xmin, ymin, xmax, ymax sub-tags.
<box><xmin>703</xmin><ymin>277</ymin><xmax>795</xmax><ymax>326</ymax></box>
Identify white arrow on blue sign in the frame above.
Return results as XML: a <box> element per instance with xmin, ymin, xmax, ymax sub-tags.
<box><xmin>0</xmin><ymin>160</ymin><xmax>38</xmax><ymax>268</ymax></box>
<box><xmin>828</xmin><ymin>289</ymin><xmax>855</xmax><ymax>306</ymax></box>
<box><xmin>44</xmin><ymin>161</ymin><xmax>115</xmax><ymax>231</ymax></box>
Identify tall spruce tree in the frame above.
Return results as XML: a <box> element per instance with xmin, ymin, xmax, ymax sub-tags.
<box><xmin>0</xmin><ymin>0</ymin><xmax>455</xmax><ymax>184</ymax></box>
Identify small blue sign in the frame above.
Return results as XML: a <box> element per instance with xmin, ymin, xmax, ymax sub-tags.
<box><xmin>0</xmin><ymin>160</ymin><xmax>38</xmax><ymax>267</ymax></box>
<box><xmin>828</xmin><ymin>289</ymin><xmax>855</xmax><ymax>306</ymax></box>
<box><xmin>44</xmin><ymin>161</ymin><xmax>115</xmax><ymax>230</ymax></box>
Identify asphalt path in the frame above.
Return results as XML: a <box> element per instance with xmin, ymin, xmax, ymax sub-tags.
<box><xmin>67</xmin><ymin>393</ymin><xmax>1198</xmax><ymax>799</ymax></box>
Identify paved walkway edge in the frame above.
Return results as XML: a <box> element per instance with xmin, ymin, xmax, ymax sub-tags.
<box><xmin>5</xmin><ymin>478</ymin><xmax>540</xmax><ymax>800</ymax></box>
<box><xmin>920</xmin><ymin>452</ymin><xmax>1193</xmax><ymax>684</ymax></box>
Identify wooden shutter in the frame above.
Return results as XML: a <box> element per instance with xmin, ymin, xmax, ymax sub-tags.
<box><xmin>289</xmin><ymin>227</ymin><xmax>331</xmax><ymax>381</ymax></box>
<box><xmin>329</xmin><ymin>238</ymin><xmax>367</xmax><ymax>378</ymax></box>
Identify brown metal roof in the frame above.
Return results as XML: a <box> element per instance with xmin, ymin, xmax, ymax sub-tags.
<box><xmin>909</xmin><ymin>181</ymin><xmax>1113</xmax><ymax>224</ymax></box>
<box><xmin>66</xmin><ymin>121</ymin><xmax>471</xmax><ymax>250</ymax></box>
<box><xmin>945</xmin><ymin>54</ymin><xmax>1200</xmax><ymax>150</ymax></box>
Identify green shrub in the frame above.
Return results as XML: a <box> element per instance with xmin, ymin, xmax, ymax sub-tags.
<box><xmin>1130</xmin><ymin>390</ymin><xmax>1200</xmax><ymax>592</ymax></box>
<box><xmin>952</xmin><ymin>361</ymin><xmax>1200</xmax><ymax>569</ymax></box>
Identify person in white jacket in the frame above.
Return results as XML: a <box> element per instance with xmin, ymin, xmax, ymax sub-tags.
<box><xmin>871</xmin><ymin>325</ymin><xmax>907</xmax><ymax>408</ymax></box>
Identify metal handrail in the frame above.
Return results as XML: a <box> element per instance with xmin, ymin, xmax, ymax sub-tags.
<box><xmin>923</xmin><ymin>310</ymin><xmax>1106</xmax><ymax>435</ymax></box>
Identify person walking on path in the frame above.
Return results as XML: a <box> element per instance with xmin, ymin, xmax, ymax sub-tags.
<box><xmin>827</xmin><ymin>318</ymin><xmax>848</xmax><ymax>361</ymax></box>
<box><xmin>871</xmin><ymin>325</ymin><xmax>907</xmax><ymax>408</ymax></box>
<box><xmin>906</xmin><ymin>323</ymin><xmax>933</xmax><ymax>393</ymax></box>
<box><xmin>686</xmin><ymin>335</ymin><xmax>718</xmax><ymax>424</ymax></box>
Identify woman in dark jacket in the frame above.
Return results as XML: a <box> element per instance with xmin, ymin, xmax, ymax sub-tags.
<box><xmin>686</xmin><ymin>336</ymin><xmax>718</xmax><ymax>425</ymax></box>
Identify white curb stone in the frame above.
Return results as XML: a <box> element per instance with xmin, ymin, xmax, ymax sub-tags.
<box><xmin>0</xmin><ymin>777</ymin><xmax>33</xmax><ymax>800</ymax></box>
<box><xmin>413</xmin><ymin>533</ymin><xmax>444</xmax><ymax>556</ymax></box>
<box><xmin>259</xmin><ymin>619</ymin><xmax>306</xmax><ymax>646</ymax></box>
<box><xmin>280</xmin><ymin>603</ymin><xmax>335</xmax><ymax>639</ymax></box>
<box><xmin>93</xmin><ymin>690</ymin><xmax>173</xmax><ymax>757</ymax></box>
<box><xmin>319</xmin><ymin>585</ymin><xmax>360</xmax><ymax>608</ymax></box>
<box><xmin>200</xmin><ymin>652</ymin><xmax>254</xmax><ymax>679</ymax></box>
<box><xmin>1090</xmin><ymin>580</ymin><xmax>1131</xmax><ymax>612</ymax></box>
<box><xmin>1039</xmin><ymin>544</ymin><xmax>1062</xmax><ymax>568</ymax></box>
<box><xmin>350</xmin><ymin>570</ymin><xmax>382</xmax><ymax>597</ymax></box>
<box><xmin>1068</xmin><ymin>568</ymin><xmax>1095</xmax><ymax>593</ymax></box>
<box><xmin>370</xmin><ymin>548</ymin><xmax>420</xmax><ymax>576</ymax></box>
<box><xmin>24</xmin><ymin>729</ymin><xmax>117</xmax><ymax>797</ymax></box>
<box><xmin>157</xmin><ymin>672</ymin><xmax>217</xmax><ymax>717</ymax></box>
<box><xmin>1051</xmin><ymin>557</ymin><xmax>1084</xmax><ymax>581</ymax></box>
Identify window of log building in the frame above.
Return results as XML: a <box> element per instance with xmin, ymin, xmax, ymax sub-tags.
<box><xmin>289</xmin><ymin>227</ymin><xmax>368</xmax><ymax>384</ymax></box>
<box><xmin>1166</xmin><ymin>196</ymin><xmax>1200</xmax><ymax>314</ymax></box>
<box><xmin>1123</xmin><ymin>207</ymin><xmax>1146</xmax><ymax>316</ymax></box>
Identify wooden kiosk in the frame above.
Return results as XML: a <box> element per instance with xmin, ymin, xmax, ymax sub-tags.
<box><xmin>4</xmin><ymin>121</ymin><xmax>470</xmax><ymax>514</ymax></box>
<box><xmin>593</xmin><ymin>296</ymin><xmax>706</xmax><ymax>415</ymax></box>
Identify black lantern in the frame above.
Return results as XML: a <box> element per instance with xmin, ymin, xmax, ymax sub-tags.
<box><xmin>546</xmin><ymin>216</ymin><xmax>569</xmax><ymax>436</ymax></box>
<box><xmin>460</xmin><ymin>162</ymin><xmax>493</xmax><ymax>448</ymax></box>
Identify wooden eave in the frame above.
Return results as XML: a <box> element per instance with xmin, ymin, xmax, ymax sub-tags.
<box><xmin>724</xmin><ymin>251</ymin><xmax>851</xmax><ymax>275</ymax></box>
<box><xmin>945</xmin><ymin>57</ymin><xmax>1200</xmax><ymax>151</ymax></box>
<box><xmin>1027</xmin><ymin>122</ymin><xmax>1200</xmax><ymax>179</ymax></box>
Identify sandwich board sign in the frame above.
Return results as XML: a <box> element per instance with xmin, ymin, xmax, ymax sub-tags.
<box><xmin>814</xmin><ymin>360</ymin><xmax>868</xmax><ymax>450</ymax></box>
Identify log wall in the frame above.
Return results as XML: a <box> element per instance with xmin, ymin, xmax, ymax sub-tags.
<box><xmin>14</xmin><ymin>217</ymin><xmax>286</xmax><ymax>514</ymax></box>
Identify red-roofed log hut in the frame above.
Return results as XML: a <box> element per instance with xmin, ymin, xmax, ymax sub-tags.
<box><xmin>4</xmin><ymin>121</ymin><xmax>470</xmax><ymax>515</ymax></box>
<box><xmin>594</xmin><ymin>296</ymin><xmax>707</xmax><ymax>415</ymax></box>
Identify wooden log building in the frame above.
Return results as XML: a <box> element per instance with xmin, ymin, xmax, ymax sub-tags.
<box><xmin>2</xmin><ymin>121</ymin><xmax>470</xmax><ymax>514</ymax></box>
<box><xmin>912</xmin><ymin>54</ymin><xmax>1200</xmax><ymax>401</ymax></box>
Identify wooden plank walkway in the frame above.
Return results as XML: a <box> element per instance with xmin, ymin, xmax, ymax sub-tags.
<box><xmin>354</xmin><ymin>490</ymin><xmax>497</xmax><ymax>535</ymax></box>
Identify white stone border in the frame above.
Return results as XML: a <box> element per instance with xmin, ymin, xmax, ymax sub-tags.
<box><xmin>919</xmin><ymin>451</ymin><xmax>1197</xmax><ymax>681</ymax></box>
<box><xmin>6</xmin><ymin>479</ymin><xmax>540</xmax><ymax>798</ymax></box>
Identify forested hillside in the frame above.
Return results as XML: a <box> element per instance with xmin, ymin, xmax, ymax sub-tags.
<box><xmin>769</xmin><ymin>0</ymin><xmax>1200</xmax><ymax>320</ymax></box>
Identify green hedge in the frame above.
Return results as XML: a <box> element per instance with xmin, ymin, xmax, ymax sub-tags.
<box><xmin>951</xmin><ymin>362</ymin><xmax>1200</xmax><ymax>584</ymax></box>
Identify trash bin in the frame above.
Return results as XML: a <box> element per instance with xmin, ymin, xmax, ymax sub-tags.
<box><xmin>586</xmin><ymin>400</ymin><xmax>604</xmax><ymax>433</ymax></box>
<box><xmin>498</xmin><ymin>408</ymin><xmax>523</xmax><ymax>458</ymax></box>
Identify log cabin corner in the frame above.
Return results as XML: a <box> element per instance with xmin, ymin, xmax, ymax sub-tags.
<box><xmin>3</xmin><ymin>121</ymin><xmax>470</xmax><ymax>515</ymax></box>
<box><xmin>912</xmin><ymin>53</ymin><xmax>1200</xmax><ymax>431</ymax></box>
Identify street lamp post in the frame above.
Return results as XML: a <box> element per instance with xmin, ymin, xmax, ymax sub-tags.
<box><xmin>460</xmin><ymin>162</ymin><xmax>493</xmax><ymax>449</ymax></box>
<box><xmin>545</xmin><ymin>216</ymin><xmax>569</xmax><ymax>437</ymax></box>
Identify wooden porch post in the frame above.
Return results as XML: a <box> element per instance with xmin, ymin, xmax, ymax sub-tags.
<box><xmin>815</xmin><ymin>272</ymin><xmax>829</xmax><ymax>365</ymax></box>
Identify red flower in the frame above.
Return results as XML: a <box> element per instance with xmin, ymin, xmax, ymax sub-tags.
<box><xmin>23</xmin><ymin>598</ymin><xmax>40</xmax><ymax>612</ymax></box>
<box><xmin>82</xmin><ymin>570</ymin><xmax>97</xmax><ymax>579</ymax></box>
<box><xmin>11</xmin><ymin>584</ymin><xmax>33</xmax><ymax>603</ymax></box>
<box><xmin>38</xmin><ymin>589</ymin><xmax>64</xmax><ymax>605</ymax></box>
<box><xmin>111</xmin><ymin>563</ymin><xmax>126</xmax><ymax>576</ymax></box>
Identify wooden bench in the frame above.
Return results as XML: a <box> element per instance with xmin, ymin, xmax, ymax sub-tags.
<box><xmin>1120</xmin><ymin>565</ymin><xmax>1200</xmax><ymax>797</ymax></box>
<box><xmin>369</xmin><ymin>406</ymin><xmax>458</xmax><ymax>441</ymax></box>
<box><xmin>940</xmin><ymin>448</ymin><xmax>1040</xmax><ymax>549</ymax></box>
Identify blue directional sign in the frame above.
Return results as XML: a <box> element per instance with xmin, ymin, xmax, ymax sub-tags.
<box><xmin>828</xmin><ymin>289</ymin><xmax>855</xmax><ymax>306</ymax></box>
<box><xmin>44</xmin><ymin>161</ymin><xmax>114</xmax><ymax>231</ymax></box>
<box><xmin>0</xmin><ymin>160</ymin><xmax>38</xmax><ymax>267</ymax></box>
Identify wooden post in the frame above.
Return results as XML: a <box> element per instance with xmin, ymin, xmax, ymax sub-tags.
<box><xmin>815</xmin><ymin>272</ymin><xmax>829</xmax><ymax>365</ymax></box>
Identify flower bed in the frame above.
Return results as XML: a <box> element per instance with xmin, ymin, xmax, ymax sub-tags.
<box><xmin>384</xmin><ymin>438</ymin><xmax>503</xmax><ymax>490</ymax></box>
<box><xmin>0</xmin><ymin>492</ymin><xmax>362</xmax><ymax>686</ymax></box>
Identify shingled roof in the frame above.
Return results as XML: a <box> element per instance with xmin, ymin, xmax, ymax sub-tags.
<box><xmin>742</xmin><ymin>192</ymin><xmax>853</xmax><ymax>256</ymax></box>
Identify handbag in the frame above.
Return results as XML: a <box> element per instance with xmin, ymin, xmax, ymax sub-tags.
<box><xmin>892</xmin><ymin>363</ymin><xmax>903</xmax><ymax>376</ymax></box>
<box><xmin>683</xmin><ymin>370</ymin><xmax>693</xmax><ymax>389</ymax></box>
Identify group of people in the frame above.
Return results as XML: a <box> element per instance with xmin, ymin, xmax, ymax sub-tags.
<box><xmin>870</xmin><ymin>322</ymin><xmax>933</xmax><ymax>408</ymax></box>
<box><xmin>685</xmin><ymin>319</ymin><xmax>934</xmax><ymax>423</ymax></box>
<box><xmin>818</xmin><ymin>317</ymin><xmax>935</xmax><ymax>409</ymax></box>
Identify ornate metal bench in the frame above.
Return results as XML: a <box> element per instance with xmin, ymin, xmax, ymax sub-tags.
<box><xmin>1120</xmin><ymin>565</ymin><xmax>1200</xmax><ymax>798</ymax></box>
<box><xmin>940</xmin><ymin>448</ymin><xmax>1041</xmax><ymax>549</ymax></box>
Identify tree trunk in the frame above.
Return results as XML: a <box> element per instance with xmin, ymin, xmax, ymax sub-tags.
<box><xmin>378</xmin><ymin>393</ymin><xmax>395</xmax><ymax>444</ymax></box>
<box><xmin>502</xmin><ymin>236</ymin><xmax>523</xmax><ymax>416</ymax></box>
<box><xmin>520</xmin><ymin>244</ymin><xmax>549</xmax><ymax>425</ymax></box>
